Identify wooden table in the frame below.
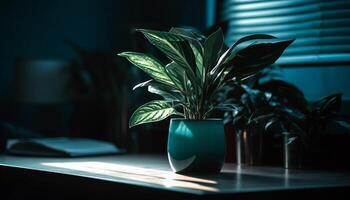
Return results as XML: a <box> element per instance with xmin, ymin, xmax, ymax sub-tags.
<box><xmin>1</xmin><ymin>154</ymin><xmax>350</xmax><ymax>199</ymax></box>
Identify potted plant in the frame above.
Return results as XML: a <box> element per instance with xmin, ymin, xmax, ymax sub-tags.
<box><xmin>222</xmin><ymin>64</ymin><xmax>312</xmax><ymax>167</ymax></box>
<box><xmin>265</xmin><ymin>92</ymin><xmax>350</xmax><ymax>169</ymax></box>
<box><xmin>265</xmin><ymin>101</ymin><xmax>308</xmax><ymax>169</ymax></box>
<box><xmin>302</xmin><ymin>93</ymin><xmax>350</xmax><ymax>168</ymax></box>
<box><xmin>222</xmin><ymin>84</ymin><xmax>276</xmax><ymax>166</ymax></box>
<box><xmin>255</xmin><ymin>74</ymin><xmax>349</xmax><ymax>168</ymax></box>
<box><xmin>118</xmin><ymin>27</ymin><xmax>293</xmax><ymax>173</ymax></box>
<box><xmin>251</xmin><ymin>70</ymin><xmax>309</xmax><ymax>168</ymax></box>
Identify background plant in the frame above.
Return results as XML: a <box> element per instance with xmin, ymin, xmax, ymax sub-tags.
<box><xmin>118</xmin><ymin>27</ymin><xmax>293</xmax><ymax>127</ymax></box>
<box><xmin>222</xmin><ymin>83</ymin><xmax>273</xmax><ymax>131</ymax></box>
<box><xmin>246</xmin><ymin>67</ymin><xmax>350</xmax><ymax>148</ymax></box>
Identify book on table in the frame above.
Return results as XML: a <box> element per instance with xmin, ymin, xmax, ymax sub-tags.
<box><xmin>6</xmin><ymin>137</ymin><xmax>124</xmax><ymax>157</ymax></box>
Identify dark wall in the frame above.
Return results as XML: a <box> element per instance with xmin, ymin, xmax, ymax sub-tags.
<box><xmin>0</xmin><ymin>0</ymin><xmax>206</xmax><ymax>101</ymax></box>
<box><xmin>0</xmin><ymin>0</ymin><xmax>207</xmax><ymax>152</ymax></box>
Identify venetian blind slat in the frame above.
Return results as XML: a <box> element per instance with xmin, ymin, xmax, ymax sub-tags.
<box><xmin>220</xmin><ymin>0</ymin><xmax>350</xmax><ymax>66</ymax></box>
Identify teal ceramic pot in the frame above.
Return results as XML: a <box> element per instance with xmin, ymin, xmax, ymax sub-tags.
<box><xmin>167</xmin><ymin>119</ymin><xmax>226</xmax><ymax>174</ymax></box>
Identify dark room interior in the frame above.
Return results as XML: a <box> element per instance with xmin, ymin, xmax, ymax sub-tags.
<box><xmin>1</xmin><ymin>0</ymin><xmax>350</xmax><ymax>199</ymax></box>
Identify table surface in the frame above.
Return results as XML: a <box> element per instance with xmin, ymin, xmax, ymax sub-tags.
<box><xmin>1</xmin><ymin>154</ymin><xmax>350</xmax><ymax>196</ymax></box>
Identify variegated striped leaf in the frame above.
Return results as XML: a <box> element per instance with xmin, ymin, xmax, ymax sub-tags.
<box><xmin>129</xmin><ymin>100</ymin><xmax>182</xmax><ymax>128</ymax></box>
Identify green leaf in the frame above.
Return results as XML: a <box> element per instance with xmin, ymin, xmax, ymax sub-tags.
<box><xmin>256</xmin><ymin>80</ymin><xmax>308</xmax><ymax>113</ymax></box>
<box><xmin>210</xmin><ymin>34</ymin><xmax>277</xmax><ymax>75</ymax></box>
<box><xmin>148</xmin><ymin>83</ymin><xmax>184</xmax><ymax>102</ymax></box>
<box><xmin>169</xmin><ymin>28</ymin><xmax>205</xmax><ymax>79</ymax></box>
<box><xmin>213</xmin><ymin>103</ymin><xmax>240</xmax><ymax>111</ymax></box>
<box><xmin>165</xmin><ymin>62</ymin><xmax>185</xmax><ymax>91</ymax></box>
<box><xmin>206</xmin><ymin>35</ymin><xmax>281</xmax><ymax>103</ymax></box>
<box><xmin>138</xmin><ymin>29</ymin><xmax>193</xmax><ymax>69</ymax></box>
<box><xmin>168</xmin><ymin>27</ymin><xmax>204</xmax><ymax>74</ymax></box>
<box><xmin>217</xmin><ymin>39</ymin><xmax>294</xmax><ymax>85</ymax></box>
<box><xmin>288</xmin><ymin>120</ymin><xmax>309</xmax><ymax>147</ymax></box>
<box><xmin>265</xmin><ymin>118</ymin><xmax>279</xmax><ymax>131</ymax></box>
<box><xmin>228</xmin><ymin>39</ymin><xmax>295</xmax><ymax>79</ymax></box>
<box><xmin>286</xmin><ymin>135</ymin><xmax>298</xmax><ymax>145</ymax></box>
<box><xmin>118</xmin><ymin>52</ymin><xmax>174</xmax><ymax>86</ymax></box>
<box><xmin>313</xmin><ymin>93</ymin><xmax>342</xmax><ymax>114</ymax></box>
<box><xmin>205</xmin><ymin>62</ymin><xmax>232</xmax><ymax>99</ymax></box>
<box><xmin>334</xmin><ymin>119</ymin><xmax>350</xmax><ymax>131</ymax></box>
<box><xmin>129</xmin><ymin>100</ymin><xmax>181</xmax><ymax>128</ymax></box>
<box><xmin>248</xmin><ymin>113</ymin><xmax>274</xmax><ymax>124</ymax></box>
<box><xmin>190</xmin><ymin>42</ymin><xmax>204</xmax><ymax>82</ymax></box>
<box><xmin>138</xmin><ymin>29</ymin><xmax>200</xmax><ymax>91</ymax></box>
<box><xmin>204</xmin><ymin>28</ymin><xmax>224</xmax><ymax>72</ymax></box>
<box><xmin>278</xmin><ymin>106</ymin><xmax>306</xmax><ymax>122</ymax></box>
<box><xmin>169</xmin><ymin>28</ymin><xmax>205</xmax><ymax>84</ymax></box>
<box><xmin>133</xmin><ymin>79</ymin><xmax>153</xmax><ymax>90</ymax></box>
<box><xmin>169</xmin><ymin>27</ymin><xmax>205</xmax><ymax>41</ymax></box>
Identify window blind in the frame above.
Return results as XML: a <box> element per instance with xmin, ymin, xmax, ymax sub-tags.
<box><xmin>219</xmin><ymin>0</ymin><xmax>350</xmax><ymax>66</ymax></box>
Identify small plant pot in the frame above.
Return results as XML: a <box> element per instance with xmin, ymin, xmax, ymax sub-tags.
<box><xmin>235</xmin><ymin>125</ymin><xmax>264</xmax><ymax>166</ymax></box>
<box><xmin>283</xmin><ymin>132</ymin><xmax>303</xmax><ymax>169</ymax></box>
<box><xmin>167</xmin><ymin>119</ymin><xmax>226</xmax><ymax>174</ymax></box>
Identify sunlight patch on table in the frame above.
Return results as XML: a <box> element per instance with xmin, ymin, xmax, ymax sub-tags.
<box><xmin>42</xmin><ymin>161</ymin><xmax>218</xmax><ymax>192</ymax></box>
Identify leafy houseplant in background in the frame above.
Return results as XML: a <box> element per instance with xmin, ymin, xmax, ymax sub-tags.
<box><xmin>266</xmin><ymin>93</ymin><xmax>350</xmax><ymax>169</ymax></box>
<box><xmin>241</xmin><ymin>70</ymin><xmax>310</xmax><ymax>168</ymax></box>
<box><xmin>223</xmin><ymin>84</ymin><xmax>274</xmax><ymax>166</ymax></box>
<box><xmin>254</xmin><ymin>69</ymin><xmax>350</xmax><ymax>169</ymax></box>
<box><xmin>302</xmin><ymin>93</ymin><xmax>350</xmax><ymax>168</ymax></box>
<box><xmin>118</xmin><ymin>27</ymin><xmax>293</xmax><ymax>173</ymax></box>
<box><xmin>252</xmin><ymin>72</ymin><xmax>309</xmax><ymax>168</ymax></box>
<box><xmin>222</xmin><ymin>80</ymin><xmax>305</xmax><ymax>167</ymax></box>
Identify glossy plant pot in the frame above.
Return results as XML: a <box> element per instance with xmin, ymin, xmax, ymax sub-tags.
<box><xmin>235</xmin><ymin>126</ymin><xmax>264</xmax><ymax>166</ymax></box>
<box><xmin>167</xmin><ymin>119</ymin><xmax>226</xmax><ymax>174</ymax></box>
<box><xmin>283</xmin><ymin>132</ymin><xmax>303</xmax><ymax>169</ymax></box>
